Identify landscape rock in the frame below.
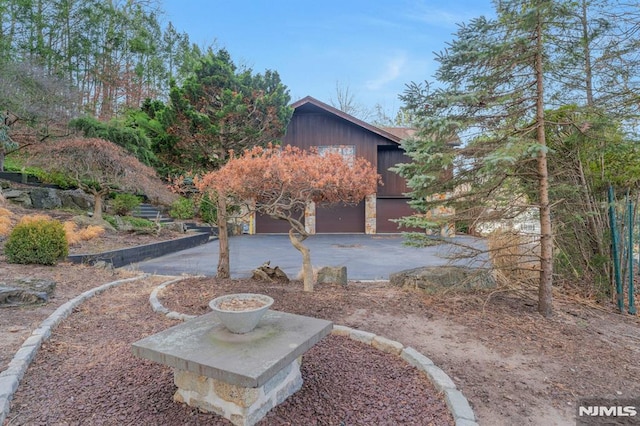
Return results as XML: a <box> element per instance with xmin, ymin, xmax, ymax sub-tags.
<box><xmin>389</xmin><ymin>266</ymin><xmax>496</xmax><ymax>293</ymax></box>
<box><xmin>251</xmin><ymin>261</ymin><xmax>289</xmax><ymax>283</ymax></box>
<box><xmin>316</xmin><ymin>266</ymin><xmax>348</xmax><ymax>286</ymax></box>
<box><xmin>0</xmin><ymin>278</ymin><xmax>56</xmax><ymax>307</ymax></box>
<box><xmin>58</xmin><ymin>189</ymin><xmax>93</xmax><ymax>210</ymax></box>
<box><xmin>72</xmin><ymin>215</ymin><xmax>117</xmax><ymax>232</ymax></box>
<box><xmin>30</xmin><ymin>188</ymin><xmax>62</xmax><ymax>209</ymax></box>
<box><xmin>163</xmin><ymin>221</ymin><xmax>187</xmax><ymax>233</ymax></box>
<box><xmin>3</xmin><ymin>189</ymin><xmax>31</xmax><ymax>207</ymax></box>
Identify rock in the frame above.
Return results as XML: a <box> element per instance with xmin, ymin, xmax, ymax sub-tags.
<box><xmin>317</xmin><ymin>266</ymin><xmax>348</xmax><ymax>286</ymax></box>
<box><xmin>114</xmin><ymin>215</ymin><xmax>134</xmax><ymax>231</ymax></box>
<box><xmin>93</xmin><ymin>261</ymin><xmax>114</xmax><ymax>270</ymax></box>
<box><xmin>59</xmin><ymin>189</ymin><xmax>93</xmax><ymax>210</ymax></box>
<box><xmin>389</xmin><ymin>266</ymin><xmax>496</xmax><ymax>293</ymax></box>
<box><xmin>251</xmin><ymin>261</ymin><xmax>289</xmax><ymax>283</ymax></box>
<box><xmin>30</xmin><ymin>188</ymin><xmax>62</xmax><ymax>209</ymax></box>
<box><xmin>163</xmin><ymin>221</ymin><xmax>187</xmax><ymax>233</ymax></box>
<box><xmin>72</xmin><ymin>215</ymin><xmax>117</xmax><ymax>232</ymax></box>
<box><xmin>0</xmin><ymin>278</ymin><xmax>56</xmax><ymax>307</ymax></box>
<box><xmin>3</xmin><ymin>188</ymin><xmax>32</xmax><ymax>206</ymax></box>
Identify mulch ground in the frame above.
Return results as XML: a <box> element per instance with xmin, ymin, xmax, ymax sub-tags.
<box><xmin>5</xmin><ymin>276</ymin><xmax>453</xmax><ymax>426</ymax></box>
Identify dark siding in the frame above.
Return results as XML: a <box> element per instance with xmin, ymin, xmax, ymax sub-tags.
<box><xmin>283</xmin><ymin>112</ymin><xmax>396</xmax><ymax>167</ymax></box>
<box><xmin>377</xmin><ymin>146</ymin><xmax>411</xmax><ymax>197</ymax></box>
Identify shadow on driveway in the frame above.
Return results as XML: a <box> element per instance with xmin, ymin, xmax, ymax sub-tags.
<box><xmin>130</xmin><ymin>234</ymin><xmax>489</xmax><ymax>281</ymax></box>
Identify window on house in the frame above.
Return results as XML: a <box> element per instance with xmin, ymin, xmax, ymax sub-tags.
<box><xmin>317</xmin><ymin>145</ymin><xmax>356</xmax><ymax>167</ymax></box>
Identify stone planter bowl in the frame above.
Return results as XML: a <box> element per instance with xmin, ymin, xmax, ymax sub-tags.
<box><xmin>209</xmin><ymin>293</ymin><xmax>274</xmax><ymax>334</ymax></box>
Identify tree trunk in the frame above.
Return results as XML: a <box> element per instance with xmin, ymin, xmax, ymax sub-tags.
<box><xmin>535</xmin><ymin>11</ymin><xmax>553</xmax><ymax>318</ymax></box>
<box><xmin>217</xmin><ymin>195</ymin><xmax>230</xmax><ymax>279</ymax></box>
<box><xmin>92</xmin><ymin>191</ymin><xmax>104</xmax><ymax>221</ymax></box>
<box><xmin>288</xmin><ymin>228</ymin><xmax>314</xmax><ymax>291</ymax></box>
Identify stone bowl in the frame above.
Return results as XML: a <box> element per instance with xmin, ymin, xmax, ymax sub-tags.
<box><xmin>209</xmin><ymin>293</ymin><xmax>274</xmax><ymax>334</ymax></box>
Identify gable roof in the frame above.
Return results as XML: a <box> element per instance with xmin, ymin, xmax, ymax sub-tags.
<box><xmin>291</xmin><ymin>96</ymin><xmax>403</xmax><ymax>145</ymax></box>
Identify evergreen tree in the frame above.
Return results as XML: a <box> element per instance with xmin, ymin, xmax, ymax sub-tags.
<box><xmin>395</xmin><ymin>1</ymin><xmax>556</xmax><ymax>316</ymax></box>
<box><xmin>155</xmin><ymin>47</ymin><xmax>292</xmax><ymax>278</ymax></box>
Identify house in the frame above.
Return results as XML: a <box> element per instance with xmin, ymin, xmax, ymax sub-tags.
<box><xmin>252</xmin><ymin>96</ymin><xmax>421</xmax><ymax>234</ymax></box>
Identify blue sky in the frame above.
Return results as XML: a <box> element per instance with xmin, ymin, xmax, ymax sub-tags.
<box><xmin>158</xmin><ymin>1</ymin><xmax>494</xmax><ymax>119</ymax></box>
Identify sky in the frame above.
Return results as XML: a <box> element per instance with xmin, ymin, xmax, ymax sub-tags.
<box><xmin>158</xmin><ymin>1</ymin><xmax>494</xmax><ymax>119</ymax></box>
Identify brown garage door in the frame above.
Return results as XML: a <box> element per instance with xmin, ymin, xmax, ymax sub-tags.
<box><xmin>316</xmin><ymin>202</ymin><xmax>365</xmax><ymax>233</ymax></box>
<box><xmin>376</xmin><ymin>198</ymin><xmax>421</xmax><ymax>233</ymax></box>
<box><xmin>255</xmin><ymin>211</ymin><xmax>302</xmax><ymax>234</ymax></box>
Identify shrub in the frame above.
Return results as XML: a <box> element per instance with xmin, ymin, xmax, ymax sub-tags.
<box><xmin>169</xmin><ymin>197</ymin><xmax>195</xmax><ymax>220</ymax></box>
<box><xmin>112</xmin><ymin>193</ymin><xmax>142</xmax><ymax>215</ymax></box>
<box><xmin>5</xmin><ymin>216</ymin><xmax>69</xmax><ymax>265</ymax></box>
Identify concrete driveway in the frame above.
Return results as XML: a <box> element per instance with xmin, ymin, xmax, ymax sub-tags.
<box><xmin>130</xmin><ymin>234</ymin><xmax>489</xmax><ymax>281</ymax></box>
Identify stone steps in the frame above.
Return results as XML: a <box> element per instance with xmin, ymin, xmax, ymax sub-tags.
<box><xmin>134</xmin><ymin>203</ymin><xmax>214</xmax><ymax>235</ymax></box>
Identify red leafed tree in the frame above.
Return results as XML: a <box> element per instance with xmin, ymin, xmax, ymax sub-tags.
<box><xmin>28</xmin><ymin>138</ymin><xmax>177</xmax><ymax>221</ymax></box>
<box><xmin>197</xmin><ymin>144</ymin><xmax>380</xmax><ymax>291</ymax></box>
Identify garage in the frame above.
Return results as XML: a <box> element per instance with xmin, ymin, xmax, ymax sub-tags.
<box><xmin>376</xmin><ymin>198</ymin><xmax>421</xmax><ymax>233</ymax></box>
<box><xmin>316</xmin><ymin>202</ymin><xmax>365</xmax><ymax>233</ymax></box>
<box><xmin>254</xmin><ymin>211</ymin><xmax>302</xmax><ymax>234</ymax></box>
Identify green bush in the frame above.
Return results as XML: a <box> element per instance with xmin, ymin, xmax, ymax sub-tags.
<box><xmin>5</xmin><ymin>218</ymin><xmax>69</xmax><ymax>265</ymax></box>
<box><xmin>112</xmin><ymin>193</ymin><xmax>142</xmax><ymax>215</ymax></box>
<box><xmin>169</xmin><ymin>197</ymin><xmax>195</xmax><ymax>220</ymax></box>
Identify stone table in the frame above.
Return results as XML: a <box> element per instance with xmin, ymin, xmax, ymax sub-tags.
<box><xmin>132</xmin><ymin>310</ymin><xmax>332</xmax><ymax>426</ymax></box>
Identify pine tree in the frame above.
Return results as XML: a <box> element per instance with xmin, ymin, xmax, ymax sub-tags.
<box><xmin>395</xmin><ymin>0</ymin><xmax>556</xmax><ymax>316</ymax></box>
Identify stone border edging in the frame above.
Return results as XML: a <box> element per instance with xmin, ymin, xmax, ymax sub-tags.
<box><xmin>149</xmin><ymin>277</ymin><xmax>198</xmax><ymax>321</ymax></box>
<box><xmin>0</xmin><ymin>274</ymin><xmax>150</xmax><ymax>424</ymax></box>
<box><xmin>150</xmin><ymin>277</ymin><xmax>478</xmax><ymax>425</ymax></box>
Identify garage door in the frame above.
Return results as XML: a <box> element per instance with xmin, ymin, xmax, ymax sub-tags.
<box><xmin>316</xmin><ymin>202</ymin><xmax>365</xmax><ymax>233</ymax></box>
<box><xmin>376</xmin><ymin>198</ymin><xmax>421</xmax><ymax>233</ymax></box>
<box><xmin>255</xmin><ymin>211</ymin><xmax>302</xmax><ymax>234</ymax></box>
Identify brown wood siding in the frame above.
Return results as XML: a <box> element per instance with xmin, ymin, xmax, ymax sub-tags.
<box><xmin>282</xmin><ymin>112</ymin><xmax>396</xmax><ymax>168</ymax></box>
<box><xmin>377</xmin><ymin>147</ymin><xmax>411</xmax><ymax>197</ymax></box>
<box><xmin>316</xmin><ymin>202</ymin><xmax>365</xmax><ymax>233</ymax></box>
<box><xmin>376</xmin><ymin>198</ymin><xmax>422</xmax><ymax>233</ymax></box>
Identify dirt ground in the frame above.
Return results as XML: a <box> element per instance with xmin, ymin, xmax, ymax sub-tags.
<box><xmin>2</xmin><ymin>204</ymin><xmax>640</xmax><ymax>424</ymax></box>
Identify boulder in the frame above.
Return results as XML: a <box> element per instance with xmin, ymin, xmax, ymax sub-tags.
<box><xmin>316</xmin><ymin>266</ymin><xmax>348</xmax><ymax>286</ymax></box>
<box><xmin>59</xmin><ymin>189</ymin><xmax>93</xmax><ymax>210</ymax></box>
<box><xmin>30</xmin><ymin>187</ymin><xmax>62</xmax><ymax>209</ymax></box>
<box><xmin>389</xmin><ymin>266</ymin><xmax>496</xmax><ymax>293</ymax></box>
<box><xmin>3</xmin><ymin>188</ymin><xmax>31</xmax><ymax>207</ymax></box>
<box><xmin>72</xmin><ymin>215</ymin><xmax>117</xmax><ymax>232</ymax></box>
<box><xmin>0</xmin><ymin>278</ymin><xmax>56</xmax><ymax>307</ymax></box>
<box><xmin>251</xmin><ymin>261</ymin><xmax>289</xmax><ymax>283</ymax></box>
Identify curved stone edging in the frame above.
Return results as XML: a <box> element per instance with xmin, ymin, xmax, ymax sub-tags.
<box><xmin>149</xmin><ymin>277</ymin><xmax>478</xmax><ymax>425</ymax></box>
<box><xmin>0</xmin><ymin>274</ymin><xmax>151</xmax><ymax>424</ymax></box>
<box><xmin>149</xmin><ymin>277</ymin><xmax>198</xmax><ymax>321</ymax></box>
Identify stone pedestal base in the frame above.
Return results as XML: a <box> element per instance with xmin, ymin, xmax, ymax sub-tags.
<box><xmin>173</xmin><ymin>357</ymin><xmax>303</xmax><ymax>426</ymax></box>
